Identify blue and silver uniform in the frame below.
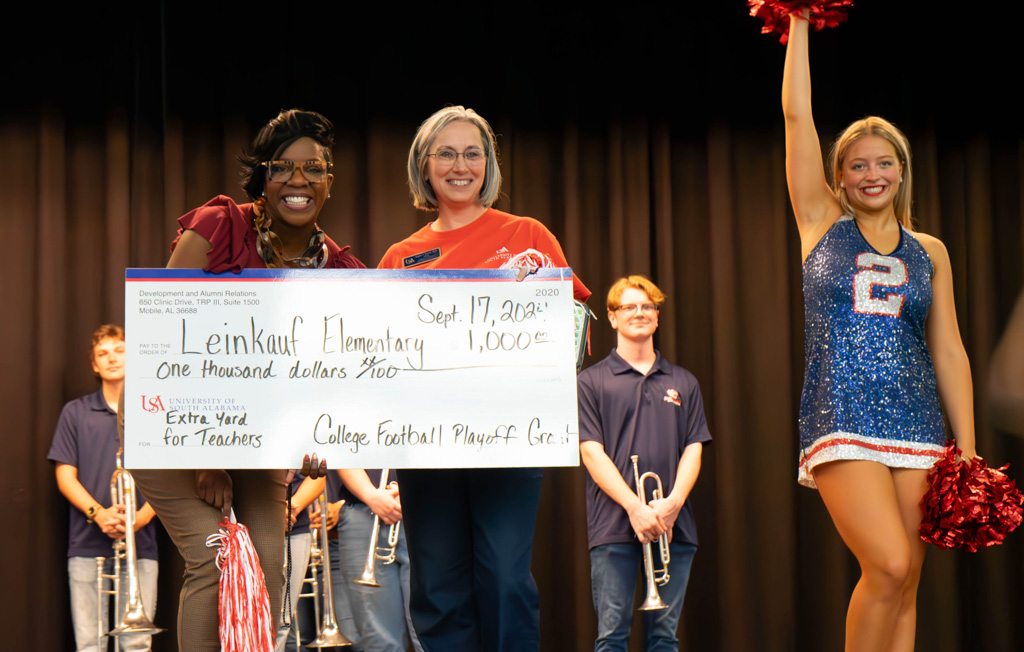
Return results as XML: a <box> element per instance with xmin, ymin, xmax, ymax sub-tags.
<box><xmin>798</xmin><ymin>216</ymin><xmax>946</xmax><ymax>488</ymax></box>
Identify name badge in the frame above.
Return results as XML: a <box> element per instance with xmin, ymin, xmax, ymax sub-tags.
<box><xmin>403</xmin><ymin>248</ymin><xmax>441</xmax><ymax>268</ymax></box>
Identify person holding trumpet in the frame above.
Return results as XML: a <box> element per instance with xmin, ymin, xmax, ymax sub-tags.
<box><xmin>578</xmin><ymin>277</ymin><xmax>710</xmax><ymax>651</ymax></box>
<box><xmin>334</xmin><ymin>468</ymin><xmax>422</xmax><ymax>652</ymax></box>
<box><xmin>49</xmin><ymin>325</ymin><xmax>160</xmax><ymax>652</ymax></box>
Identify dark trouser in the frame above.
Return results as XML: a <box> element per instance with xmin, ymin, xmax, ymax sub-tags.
<box><xmin>397</xmin><ymin>467</ymin><xmax>543</xmax><ymax>652</ymax></box>
<box><xmin>131</xmin><ymin>468</ymin><xmax>287</xmax><ymax>652</ymax></box>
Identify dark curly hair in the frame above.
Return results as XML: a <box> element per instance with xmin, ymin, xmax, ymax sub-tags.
<box><xmin>239</xmin><ymin>109</ymin><xmax>335</xmax><ymax>200</ymax></box>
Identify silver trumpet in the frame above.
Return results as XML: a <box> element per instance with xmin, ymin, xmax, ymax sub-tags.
<box><xmin>354</xmin><ymin>469</ymin><xmax>400</xmax><ymax>588</ymax></box>
<box><xmin>631</xmin><ymin>455</ymin><xmax>671</xmax><ymax>611</ymax></box>
<box><xmin>97</xmin><ymin>450</ymin><xmax>163</xmax><ymax>651</ymax></box>
<box><xmin>294</xmin><ymin>505</ymin><xmax>323</xmax><ymax>646</ymax></box>
<box><xmin>307</xmin><ymin>492</ymin><xmax>353</xmax><ymax>648</ymax></box>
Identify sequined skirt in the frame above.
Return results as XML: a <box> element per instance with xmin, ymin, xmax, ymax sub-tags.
<box><xmin>798</xmin><ymin>431</ymin><xmax>946</xmax><ymax>489</ymax></box>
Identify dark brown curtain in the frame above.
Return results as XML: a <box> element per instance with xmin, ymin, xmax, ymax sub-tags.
<box><xmin>5</xmin><ymin>3</ymin><xmax>1023</xmax><ymax>651</ymax></box>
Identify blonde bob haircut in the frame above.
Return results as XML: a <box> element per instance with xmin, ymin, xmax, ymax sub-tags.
<box><xmin>407</xmin><ymin>106</ymin><xmax>502</xmax><ymax>211</ymax></box>
<box><xmin>829</xmin><ymin>116</ymin><xmax>914</xmax><ymax>229</ymax></box>
<box><xmin>606</xmin><ymin>275</ymin><xmax>666</xmax><ymax>312</ymax></box>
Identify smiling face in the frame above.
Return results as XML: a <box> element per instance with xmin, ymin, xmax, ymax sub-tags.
<box><xmin>91</xmin><ymin>337</ymin><xmax>125</xmax><ymax>384</ymax></box>
<box><xmin>425</xmin><ymin>121</ymin><xmax>487</xmax><ymax>212</ymax></box>
<box><xmin>263</xmin><ymin>136</ymin><xmax>333</xmax><ymax>233</ymax></box>
<box><xmin>840</xmin><ymin>135</ymin><xmax>903</xmax><ymax>218</ymax></box>
<box><xmin>609</xmin><ymin>287</ymin><xmax>660</xmax><ymax>345</ymax></box>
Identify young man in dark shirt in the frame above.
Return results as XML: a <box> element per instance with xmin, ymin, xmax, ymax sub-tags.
<box><xmin>48</xmin><ymin>325</ymin><xmax>159</xmax><ymax>652</ymax></box>
<box><xmin>578</xmin><ymin>277</ymin><xmax>711</xmax><ymax>652</ymax></box>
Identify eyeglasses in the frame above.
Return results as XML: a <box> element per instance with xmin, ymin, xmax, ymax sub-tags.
<box><xmin>614</xmin><ymin>303</ymin><xmax>659</xmax><ymax>315</ymax></box>
<box><xmin>263</xmin><ymin>160</ymin><xmax>332</xmax><ymax>183</ymax></box>
<box><xmin>428</xmin><ymin>147</ymin><xmax>486</xmax><ymax>169</ymax></box>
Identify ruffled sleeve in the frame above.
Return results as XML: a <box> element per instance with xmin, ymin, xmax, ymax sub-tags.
<box><xmin>171</xmin><ymin>195</ymin><xmax>261</xmax><ymax>273</ymax></box>
<box><xmin>324</xmin><ymin>239</ymin><xmax>367</xmax><ymax>270</ymax></box>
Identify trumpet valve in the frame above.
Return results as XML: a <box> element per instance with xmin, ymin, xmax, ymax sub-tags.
<box><xmin>375</xmin><ymin>547</ymin><xmax>397</xmax><ymax>566</ymax></box>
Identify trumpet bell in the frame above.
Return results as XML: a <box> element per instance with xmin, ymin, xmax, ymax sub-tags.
<box><xmin>306</xmin><ymin>622</ymin><xmax>353</xmax><ymax>648</ymax></box>
<box><xmin>109</xmin><ymin>603</ymin><xmax>165</xmax><ymax>636</ymax></box>
<box><xmin>353</xmin><ymin>568</ymin><xmax>381</xmax><ymax>587</ymax></box>
<box><xmin>638</xmin><ymin>593</ymin><xmax>669</xmax><ymax>611</ymax></box>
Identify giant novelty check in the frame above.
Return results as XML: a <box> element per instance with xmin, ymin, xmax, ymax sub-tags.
<box><xmin>124</xmin><ymin>268</ymin><xmax>581</xmax><ymax>469</ymax></box>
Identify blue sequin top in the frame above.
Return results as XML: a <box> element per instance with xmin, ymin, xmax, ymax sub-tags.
<box><xmin>798</xmin><ymin>216</ymin><xmax>946</xmax><ymax>488</ymax></box>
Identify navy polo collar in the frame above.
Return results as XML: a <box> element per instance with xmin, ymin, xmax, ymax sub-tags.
<box><xmin>84</xmin><ymin>389</ymin><xmax>115</xmax><ymax>414</ymax></box>
<box><xmin>606</xmin><ymin>348</ymin><xmax>670</xmax><ymax>376</ymax></box>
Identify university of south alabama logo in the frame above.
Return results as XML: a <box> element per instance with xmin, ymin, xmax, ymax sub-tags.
<box><xmin>663</xmin><ymin>389</ymin><xmax>681</xmax><ymax>406</ymax></box>
<box><xmin>141</xmin><ymin>395</ymin><xmax>166</xmax><ymax>413</ymax></box>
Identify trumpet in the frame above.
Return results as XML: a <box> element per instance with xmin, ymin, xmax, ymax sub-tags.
<box><xmin>631</xmin><ymin>455</ymin><xmax>670</xmax><ymax>612</ymax></box>
<box><xmin>307</xmin><ymin>492</ymin><xmax>353</xmax><ymax>648</ymax></box>
<box><xmin>354</xmin><ymin>469</ymin><xmax>400</xmax><ymax>588</ymax></box>
<box><xmin>96</xmin><ymin>450</ymin><xmax>163</xmax><ymax>651</ymax></box>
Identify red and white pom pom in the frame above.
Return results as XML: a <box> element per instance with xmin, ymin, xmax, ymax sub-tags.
<box><xmin>748</xmin><ymin>0</ymin><xmax>854</xmax><ymax>44</ymax></box>
<box><xmin>920</xmin><ymin>442</ymin><xmax>1024</xmax><ymax>552</ymax></box>
<box><xmin>206</xmin><ymin>511</ymin><xmax>275</xmax><ymax>651</ymax></box>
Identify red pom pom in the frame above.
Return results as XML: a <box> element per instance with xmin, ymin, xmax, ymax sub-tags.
<box><xmin>748</xmin><ymin>0</ymin><xmax>854</xmax><ymax>44</ymax></box>
<box><xmin>920</xmin><ymin>442</ymin><xmax>1024</xmax><ymax>552</ymax></box>
<box><xmin>207</xmin><ymin>516</ymin><xmax>275</xmax><ymax>651</ymax></box>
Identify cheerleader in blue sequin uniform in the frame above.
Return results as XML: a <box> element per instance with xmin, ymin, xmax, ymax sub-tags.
<box><xmin>798</xmin><ymin>216</ymin><xmax>947</xmax><ymax>488</ymax></box>
<box><xmin>783</xmin><ymin>10</ymin><xmax>977</xmax><ymax>652</ymax></box>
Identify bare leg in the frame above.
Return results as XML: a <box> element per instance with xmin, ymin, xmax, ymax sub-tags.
<box><xmin>813</xmin><ymin>461</ymin><xmax>914</xmax><ymax>652</ymax></box>
<box><xmin>887</xmin><ymin>468</ymin><xmax>929</xmax><ymax>652</ymax></box>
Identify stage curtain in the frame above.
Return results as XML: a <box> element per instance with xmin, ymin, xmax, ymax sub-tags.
<box><xmin>5</xmin><ymin>99</ymin><xmax>1022</xmax><ymax>652</ymax></box>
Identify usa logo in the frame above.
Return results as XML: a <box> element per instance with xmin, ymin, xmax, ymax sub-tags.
<box><xmin>141</xmin><ymin>395</ymin><xmax>166</xmax><ymax>413</ymax></box>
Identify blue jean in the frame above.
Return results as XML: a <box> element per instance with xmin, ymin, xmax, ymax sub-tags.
<box><xmin>335</xmin><ymin>502</ymin><xmax>422</xmax><ymax>652</ymax></box>
<box><xmin>589</xmin><ymin>542</ymin><xmax>697</xmax><ymax>652</ymax></box>
<box><xmin>398</xmin><ymin>467</ymin><xmax>543</xmax><ymax>652</ymax></box>
<box><xmin>279</xmin><ymin>535</ymin><xmax>359</xmax><ymax>651</ymax></box>
<box><xmin>68</xmin><ymin>556</ymin><xmax>159</xmax><ymax>652</ymax></box>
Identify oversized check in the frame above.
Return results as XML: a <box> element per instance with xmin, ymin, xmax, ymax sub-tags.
<box><xmin>124</xmin><ymin>268</ymin><xmax>581</xmax><ymax>469</ymax></box>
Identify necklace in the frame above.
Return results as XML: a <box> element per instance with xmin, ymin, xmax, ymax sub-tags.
<box><xmin>252</xmin><ymin>198</ymin><xmax>329</xmax><ymax>269</ymax></box>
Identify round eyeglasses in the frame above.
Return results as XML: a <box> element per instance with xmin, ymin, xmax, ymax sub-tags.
<box><xmin>428</xmin><ymin>147</ymin><xmax>486</xmax><ymax>169</ymax></box>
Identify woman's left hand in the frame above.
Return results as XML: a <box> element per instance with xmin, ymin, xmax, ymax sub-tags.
<box><xmin>301</xmin><ymin>453</ymin><xmax>327</xmax><ymax>479</ymax></box>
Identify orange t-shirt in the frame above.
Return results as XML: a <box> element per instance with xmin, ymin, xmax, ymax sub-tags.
<box><xmin>378</xmin><ymin>208</ymin><xmax>590</xmax><ymax>301</ymax></box>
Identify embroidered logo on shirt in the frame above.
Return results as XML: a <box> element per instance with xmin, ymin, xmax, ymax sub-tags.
<box><xmin>663</xmin><ymin>388</ymin><xmax>681</xmax><ymax>406</ymax></box>
<box><xmin>403</xmin><ymin>248</ymin><xmax>441</xmax><ymax>268</ymax></box>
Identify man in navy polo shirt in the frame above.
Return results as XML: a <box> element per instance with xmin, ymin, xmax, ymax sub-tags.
<box><xmin>578</xmin><ymin>276</ymin><xmax>711</xmax><ymax>652</ymax></box>
<box><xmin>48</xmin><ymin>325</ymin><xmax>159</xmax><ymax>652</ymax></box>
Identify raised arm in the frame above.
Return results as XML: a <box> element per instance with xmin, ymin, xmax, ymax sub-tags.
<box><xmin>783</xmin><ymin>12</ymin><xmax>842</xmax><ymax>255</ymax></box>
